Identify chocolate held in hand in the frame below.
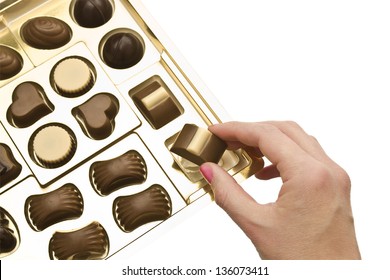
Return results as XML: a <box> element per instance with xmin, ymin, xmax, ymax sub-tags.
<box><xmin>170</xmin><ymin>124</ymin><xmax>227</xmax><ymax>165</ymax></box>
<box><xmin>73</xmin><ymin>0</ymin><xmax>113</xmax><ymax>28</ymax></box>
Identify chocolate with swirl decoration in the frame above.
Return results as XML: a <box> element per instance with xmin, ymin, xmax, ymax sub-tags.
<box><xmin>21</xmin><ymin>17</ymin><xmax>72</xmax><ymax>49</ymax></box>
<box><xmin>0</xmin><ymin>46</ymin><xmax>23</xmax><ymax>80</ymax></box>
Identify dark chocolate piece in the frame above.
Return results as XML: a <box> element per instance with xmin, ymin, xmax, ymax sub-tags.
<box><xmin>0</xmin><ymin>143</ymin><xmax>22</xmax><ymax>188</ymax></box>
<box><xmin>49</xmin><ymin>221</ymin><xmax>109</xmax><ymax>260</ymax></box>
<box><xmin>0</xmin><ymin>45</ymin><xmax>23</xmax><ymax>80</ymax></box>
<box><xmin>90</xmin><ymin>150</ymin><xmax>147</xmax><ymax>196</ymax></box>
<box><xmin>73</xmin><ymin>0</ymin><xmax>113</xmax><ymax>28</ymax></box>
<box><xmin>7</xmin><ymin>82</ymin><xmax>54</xmax><ymax>128</ymax></box>
<box><xmin>101</xmin><ymin>30</ymin><xmax>144</xmax><ymax>69</ymax></box>
<box><xmin>21</xmin><ymin>17</ymin><xmax>72</xmax><ymax>49</ymax></box>
<box><xmin>170</xmin><ymin>124</ymin><xmax>227</xmax><ymax>165</ymax></box>
<box><xmin>0</xmin><ymin>207</ymin><xmax>19</xmax><ymax>255</ymax></box>
<box><xmin>25</xmin><ymin>184</ymin><xmax>83</xmax><ymax>231</ymax></box>
<box><xmin>113</xmin><ymin>184</ymin><xmax>172</xmax><ymax>232</ymax></box>
<box><xmin>130</xmin><ymin>77</ymin><xmax>183</xmax><ymax>129</ymax></box>
<box><xmin>72</xmin><ymin>93</ymin><xmax>119</xmax><ymax>140</ymax></box>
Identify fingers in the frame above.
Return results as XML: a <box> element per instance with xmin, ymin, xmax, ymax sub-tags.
<box><xmin>209</xmin><ymin>122</ymin><xmax>310</xmax><ymax>177</ymax></box>
<box><xmin>255</xmin><ymin>164</ymin><xmax>280</xmax><ymax>180</ymax></box>
<box><xmin>261</xmin><ymin>121</ymin><xmax>331</xmax><ymax>163</ymax></box>
<box><xmin>200</xmin><ymin>162</ymin><xmax>266</xmax><ymax>228</ymax></box>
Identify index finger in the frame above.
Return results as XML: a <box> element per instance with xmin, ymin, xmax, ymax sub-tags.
<box><xmin>209</xmin><ymin>122</ymin><xmax>310</xmax><ymax>174</ymax></box>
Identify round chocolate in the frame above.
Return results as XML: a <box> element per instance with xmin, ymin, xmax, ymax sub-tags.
<box><xmin>101</xmin><ymin>30</ymin><xmax>144</xmax><ymax>69</ymax></box>
<box><xmin>72</xmin><ymin>0</ymin><xmax>113</xmax><ymax>28</ymax></box>
<box><xmin>21</xmin><ymin>17</ymin><xmax>72</xmax><ymax>49</ymax></box>
<box><xmin>51</xmin><ymin>57</ymin><xmax>94</xmax><ymax>97</ymax></box>
<box><xmin>0</xmin><ymin>46</ymin><xmax>23</xmax><ymax>80</ymax></box>
<box><xmin>31</xmin><ymin>124</ymin><xmax>76</xmax><ymax>168</ymax></box>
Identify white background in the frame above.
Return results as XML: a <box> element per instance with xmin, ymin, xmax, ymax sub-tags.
<box><xmin>139</xmin><ymin>0</ymin><xmax>390</xmax><ymax>261</ymax></box>
<box><xmin>3</xmin><ymin>0</ymin><xmax>390</xmax><ymax>278</ymax></box>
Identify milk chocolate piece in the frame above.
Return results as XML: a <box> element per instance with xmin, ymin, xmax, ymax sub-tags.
<box><xmin>130</xmin><ymin>77</ymin><xmax>183</xmax><ymax>129</ymax></box>
<box><xmin>101</xmin><ymin>30</ymin><xmax>144</xmax><ymax>69</ymax></box>
<box><xmin>51</xmin><ymin>57</ymin><xmax>94</xmax><ymax>97</ymax></box>
<box><xmin>170</xmin><ymin>124</ymin><xmax>227</xmax><ymax>165</ymax></box>
<box><xmin>25</xmin><ymin>184</ymin><xmax>83</xmax><ymax>231</ymax></box>
<box><xmin>113</xmin><ymin>184</ymin><xmax>172</xmax><ymax>232</ymax></box>
<box><xmin>7</xmin><ymin>82</ymin><xmax>54</xmax><ymax>128</ymax></box>
<box><xmin>73</xmin><ymin>0</ymin><xmax>113</xmax><ymax>28</ymax></box>
<box><xmin>21</xmin><ymin>17</ymin><xmax>72</xmax><ymax>49</ymax></box>
<box><xmin>0</xmin><ymin>207</ymin><xmax>19</xmax><ymax>256</ymax></box>
<box><xmin>90</xmin><ymin>150</ymin><xmax>147</xmax><ymax>196</ymax></box>
<box><xmin>0</xmin><ymin>143</ymin><xmax>22</xmax><ymax>188</ymax></box>
<box><xmin>72</xmin><ymin>93</ymin><xmax>119</xmax><ymax>140</ymax></box>
<box><xmin>30</xmin><ymin>124</ymin><xmax>76</xmax><ymax>168</ymax></box>
<box><xmin>49</xmin><ymin>221</ymin><xmax>109</xmax><ymax>260</ymax></box>
<box><xmin>0</xmin><ymin>45</ymin><xmax>23</xmax><ymax>80</ymax></box>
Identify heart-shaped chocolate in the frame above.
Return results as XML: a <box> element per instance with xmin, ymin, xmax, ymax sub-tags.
<box><xmin>7</xmin><ymin>82</ymin><xmax>54</xmax><ymax>128</ymax></box>
<box><xmin>72</xmin><ymin>92</ymin><xmax>119</xmax><ymax>140</ymax></box>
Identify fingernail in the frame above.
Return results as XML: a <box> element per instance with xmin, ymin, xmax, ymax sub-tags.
<box><xmin>200</xmin><ymin>164</ymin><xmax>213</xmax><ymax>184</ymax></box>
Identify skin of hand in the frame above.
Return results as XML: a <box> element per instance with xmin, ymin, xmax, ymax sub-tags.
<box><xmin>199</xmin><ymin>121</ymin><xmax>361</xmax><ymax>260</ymax></box>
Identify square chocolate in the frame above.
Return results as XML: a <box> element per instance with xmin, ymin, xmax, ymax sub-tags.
<box><xmin>130</xmin><ymin>76</ymin><xmax>183</xmax><ymax>129</ymax></box>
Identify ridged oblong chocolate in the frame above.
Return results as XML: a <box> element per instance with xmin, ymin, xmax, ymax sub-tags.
<box><xmin>90</xmin><ymin>150</ymin><xmax>147</xmax><ymax>196</ymax></box>
<box><xmin>49</xmin><ymin>221</ymin><xmax>109</xmax><ymax>260</ymax></box>
<box><xmin>0</xmin><ymin>143</ymin><xmax>22</xmax><ymax>188</ymax></box>
<box><xmin>7</xmin><ymin>82</ymin><xmax>54</xmax><ymax>128</ymax></box>
<box><xmin>0</xmin><ymin>45</ymin><xmax>23</xmax><ymax>80</ymax></box>
<box><xmin>113</xmin><ymin>184</ymin><xmax>172</xmax><ymax>232</ymax></box>
<box><xmin>0</xmin><ymin>207</ymin><xmax>20</xmax><ymax>257</ymax></box>
<box><xmin>72</xmin><ymin>93</ymin><xmax>119</xmax><ymax>140</ymax></box>
<box><xmin>25</xmin><ymin>184</ymin><xmax>83</xmax><ymax>231</ymax></box>
<box><xmin>21</xmin><ymin>17</ymin><xmax>72</xmax><ymax>49</ymax></box>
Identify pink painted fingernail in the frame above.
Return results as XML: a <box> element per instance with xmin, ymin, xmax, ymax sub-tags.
<box><xmin>200</xmin><ymin>164</ymin><xmax>213</xmax><ymax>184</ymax></box>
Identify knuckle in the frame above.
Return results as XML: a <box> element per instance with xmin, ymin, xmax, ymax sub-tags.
<box><xmin>285</xmin><ymin>120</ymin><xmax>300</xmax><ymax>129</ymax></box>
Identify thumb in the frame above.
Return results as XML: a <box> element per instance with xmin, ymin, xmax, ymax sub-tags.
<box><xmin>200</xmin><ymin>162</ymin><xmax>262</xmax><ymax>227</ymax></box>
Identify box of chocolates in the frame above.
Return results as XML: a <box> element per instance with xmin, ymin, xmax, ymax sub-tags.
<box><xmin>0</xmin><ymin>0</ymin><xmax>263</xmax><ymax>260</ymax></box>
